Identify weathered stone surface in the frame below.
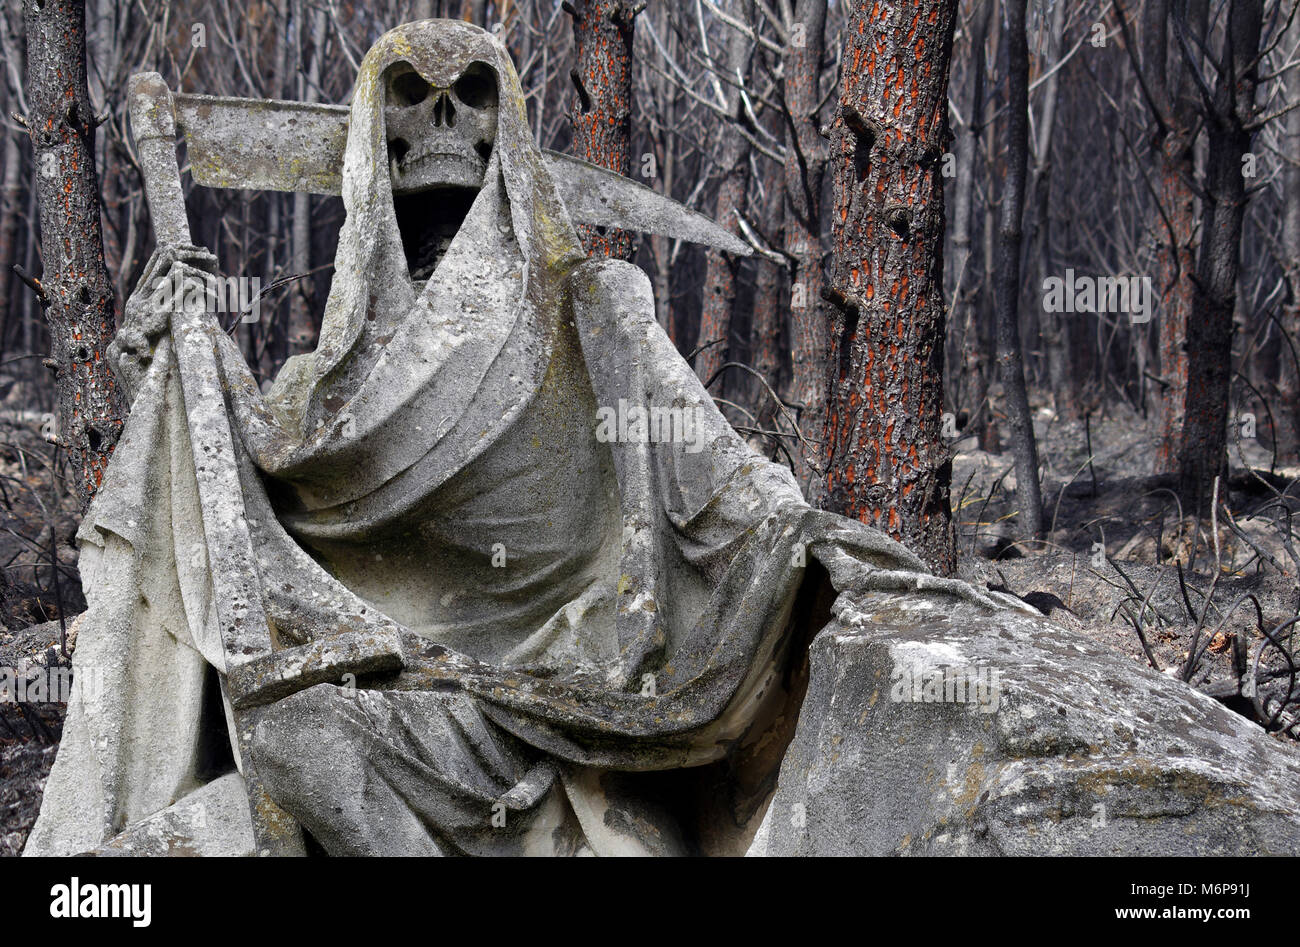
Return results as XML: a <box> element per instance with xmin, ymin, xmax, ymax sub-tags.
<box><xmin>227</xmin><ymin>628</ymin><xmax>405</xmax><ymax>710</ymax></box>
<box><xmin>748</xmin><ymin>590</ymin><xmax>1300</xmax><ymax>856</ymax></box>
<box><xmin>172</xmin><ymin>91</ymin><xmax>751</xmax><ymax>254</ymax></box>
<box><xmin>90</xmin><ymin>773</ymin><xmax>254</xmax><ymax>857</ymax></box>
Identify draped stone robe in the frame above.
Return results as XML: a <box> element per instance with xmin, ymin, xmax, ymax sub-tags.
<box><xmin>27</xmin><ymin>20</ymin><xmax>1008</xmax><ymax>857</ymax></box>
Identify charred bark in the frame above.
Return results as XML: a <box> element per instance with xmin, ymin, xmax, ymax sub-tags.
<box><xmin>1177</xmin><ymin>0</ymin><xmax>1262</xmax><ymax>511</ymax></box>
<box><xmin>22</xmin><ymin>0</ymin><xmax>124</xmax><ymax>509</ymax></box>
<box><xmin>820</xmin><ymin>0</ymin><xmax>960</xmax><ymax>575</ymax></box>
<box><xmin>0</xmin><ymin>128</ymin><xmax>22</xmax><ymax>364</ymax></box>
<box><xmin>992</xmin><ymin>0</ymin><xmax>1043</xmax><ymax>539</ymax></box>
<box><xmin>951</xmin><ymin>0</ymin><xmax>992</xmax><ymax>446</ymax></box>
<box><xmin>696</xmin><ymin>150</ymin><xmax>748</xmax><ymax>386</ymax></box>
<box><xmin>1148</xmin><ymin>0</ymin><xmax>1207</xmax><ymax>473</ymax></box>
<box><xmin>752</xmin><ymin>152</ymin><xmax>788</xmax><ymax>429</ymax></box>
<box><xmin>288</xmin><ymin>2</ymin><xmax>328</xmax><ymax>357</ymax></box>
<box><xmin>1277</xmin><ymin>16</ymin><xmax>1300</xmax><ymax>462</ymax></box>
<box><xmin>696</xmin><ymin>16</ymin><xmax>751</xmax><ymax>390</ymax></box>
<box><xmin>782</xmin><ymin>0</ymin><xmax>830</xmax><ymax>487</ymax></box>
<box><xmin>566</xmin><ymin>0</ymin><xmax>641</xmax><ymax>261</ymax></box>
<box><xmin>1031</xmin><ymin>0</ymin><xmax>1068</xmax><ymax>414</ymax></box>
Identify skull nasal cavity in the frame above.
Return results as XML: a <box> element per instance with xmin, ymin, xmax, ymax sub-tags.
<box><xmin>433</xmin><ymin>92</ymin><xmax>455</xmax><ymax>127</ymax></box>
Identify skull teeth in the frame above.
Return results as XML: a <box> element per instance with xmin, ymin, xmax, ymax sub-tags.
<box><xmin>388</xmin><ymin>138</ymin><xmax>489</xmax><ymax>191</ymax></box>
<box><xmin>396</xmin><ymin>146</ymin><xmax>484</xmax><ymax>175</ymax></box>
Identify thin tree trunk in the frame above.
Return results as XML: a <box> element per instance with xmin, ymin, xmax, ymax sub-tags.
<box><xmin>1177</xmin><ymin>0</ymin><xmax>1262</xmax><ymax>510</ymax></box>
<box><xmin>0</xmin><ymin>129</ymin><xmax>23</xmax><ymax>365</ymax></box>
<box><xmin>1150</xmin><ymin>0</ymin><xmax>1207</xmax><ymax>472</ymax></box>
<box><xmin>566</xmin><ymin>0</ymin><xmax>641</xmax><ymax>260</ymax></box>
<box><xmin>752</xmin><ymin>154</ymin><xmax>787</xmax><ymax>428</ymax></box>
<box><xmin>952</xmin><ymin>0</ymin><xmax>991</xmax><ymax>441</ymax></box>
<box><xmin>993</xmin><ymin>0</ymin><xmax>1043</xmax><ymax>539</ymax></box>
<box><xmin>977</xmin><ymin>1</ymin><xmax>1001</xmax><ymax>453</ymax></box>
<box><xmin>782</xmin><ymin>0</ymin><xmax>829</xmax><ymax>489</ymax></box>
<box><xmin>0</xmin><ymin>1</ymin><xmax>24</xmax><ymax>365</ymax></box>
<box><xmin>22</xmin><ymin>0</ymin><xmax>124</xmax><ymax>508</ymax></box>
<box><xmin>288</xmin><ymin>3</ymin><xmax>328</xmax><ymax>357</ymax></box>
<box><xmin>1277</xmin><ymin>15</ymin><xmax>1300</xmax><ymax>462</ymax></box>
<box><xmin>820</xmin><ymin>0</ymin><xmax>959</xmax><ymax>574</ymax></box>
<box><xmin>1032</xmin><ymin>0</ymin><xmax>1068</xmax><ymax>413</ymax></box>
<box><xmin>695</xmin><ymin>14</ymin><xmax>750</xmax><ymax>388</ymax></box>
<box><xmin>648</xmin><ymin>8</ymin><xmax>678</xmax><ymax>342</ymax></box>
<box><xmin>22</xmin><ymin>183</ymin><xmax>38</xmax><ymax>359</ymax></box>
<box><xmin>696</xmin><ymin>145</ymin><xmax>747</xmax><ymax>383</ymax></box>
<box><xmin>261</xmin><ymin>23</ymin><xmax>289</xmax><ymax>379</ymax></box>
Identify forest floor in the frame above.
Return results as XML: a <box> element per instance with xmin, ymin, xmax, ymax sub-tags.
<box><xmin>954</xmin><ymin>402</ymin><xmax>1300</xmax><ymax>733</ymax></box>
<box><xmin>0</xmin><ymin>410</ymin><xmax>82</xmax><ymax>856</ymax></box>
<box><xmin>1</xmin><ymin>398</ymin><xmax>1298</xmax><ymax>854</ymax></box>
<box><xmin>0</xmin><ymin>619</ymin><xmax>64</xmax><ymax>856</ymax></box>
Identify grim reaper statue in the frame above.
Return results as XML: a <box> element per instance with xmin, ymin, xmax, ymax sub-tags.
<box><xmin>27</xmin><ymin>20</ymin><xmax>1002</xmax><ymax>856</ymax></box>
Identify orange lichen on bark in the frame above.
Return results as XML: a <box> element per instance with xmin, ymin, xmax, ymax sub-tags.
<box><xmin>821</xmin><ymin>0</ymin><xmax>956</xmax><ymax>573</ymax></box>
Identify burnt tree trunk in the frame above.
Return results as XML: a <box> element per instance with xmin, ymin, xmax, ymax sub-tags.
<box><xmin>752</xmin><ymin>148</ymin><xmax>788</xmax><ymax>428</ymax></box>
<box><xmin>951</xmin><ymin>0</ymin><xmax>992</xmax><ymax>444</ymax></box>
<box><xmin>820</xmin><ymin>0</ymin><xmax>959</xmax><ymax>575</ymax></box>
<box><xmin>993</xmin><ymin>0</ymin><xmax>1043</xmax><ymax>539</ymax></box>
<box><xmin>0</xmin><ymin>128</ymin><xmax>22</xmax><ymax>364</ymax></box>
<box><xmin>696</xmin><ymin>143</ymin><xmax>748</xmax><ymax>386</ymax></box>
<box><xmin>1031</xmin><ymin>0</ymin><xmax>1068</xmax><ymax>414</ymax></box>
<box><xmin>0</xmin><ymin>0</ymin><xmax>22</xmax><ymax>364</ymax></box>
<box><xmin>1276</xmin><ymin>16</ymin><xmax>1300</xmax><ymax>463</ymax></box>
<box><xmin>976</xmin><ymin>2</ymin><xmax>1001</xmax><ymax>453</ymax></box>
<box><xmin>23</xmin><ymin>0</ymin><xmax>124</xmax><ymax>509</ymax></box>
<box><xmin>695</xmin><ymin>16</ymin><xmax>751</xmax><ymax>390</ymax></box>
<box><xmin>566</xmin><ymin>0</ymin><xmax>641</xmax><ymax>261</ymax></box>
<box><xmin>1177</xmin><ymin>0</ymin><xmax>1262</xmax><ymax>510</ymax></box>
<box><xmin>782</xmin><ymin>0</ymin><xmax>830</xmax><ymax>487</ymax></box>
<box><xmin>288</xmin><ymin>2</ymin><xmax>328</xmax><ymax>357</ymax></box>
<box><xmin>1148</xmin><ymin>0</ymin><xmax>1207</xmax><ymax>473</ymax></box>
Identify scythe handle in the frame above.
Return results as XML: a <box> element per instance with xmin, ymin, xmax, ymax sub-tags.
<box><xmin>127</xmin><ymin>70</ymin><xmax>307</xmax><ymax>856</ymax></box>
<box><xmin>127</xmin><ymin>73</ymin><xmax>194</xmax><ymax>250</ymax></box>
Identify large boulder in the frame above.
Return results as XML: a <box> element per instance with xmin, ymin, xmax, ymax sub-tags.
<box><xmin>748</xmin><ymin>590</ymin><xmax>1300</xmax><ymax>856</ymax></box>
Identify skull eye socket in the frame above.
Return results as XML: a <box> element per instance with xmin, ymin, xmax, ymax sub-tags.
<box><xmin>453</xmin><ymin>63</ymin><xmax>498</xmax><ymax>110</ymax></box>
<box><xmin>390</xmin><ymin>69</ymin><xmax>430</xmax><ymax>107</ymax></box>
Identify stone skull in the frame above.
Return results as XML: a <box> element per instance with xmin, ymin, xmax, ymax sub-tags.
<box><xmin>384</xmin><ymin>60</ymin><xmax>499</xmax><ymax>193</ymax></box>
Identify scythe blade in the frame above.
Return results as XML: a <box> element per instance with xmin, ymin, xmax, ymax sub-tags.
<box><xmin>171</xmin><ymin>92</ymin><xmax>751</xmax><ymax>256</ymax></box>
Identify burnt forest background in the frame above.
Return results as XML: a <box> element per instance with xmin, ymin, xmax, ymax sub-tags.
<box><xmin>1</xmin><ymin>0</ymin><xmax>1300</xmax><ymax>851</ymax></box>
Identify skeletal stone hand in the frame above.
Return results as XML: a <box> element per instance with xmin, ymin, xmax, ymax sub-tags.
<box><xmin>110</xmin><ymin>244</ymin><xmax>219</xmax><ymax>398</ymax></box>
